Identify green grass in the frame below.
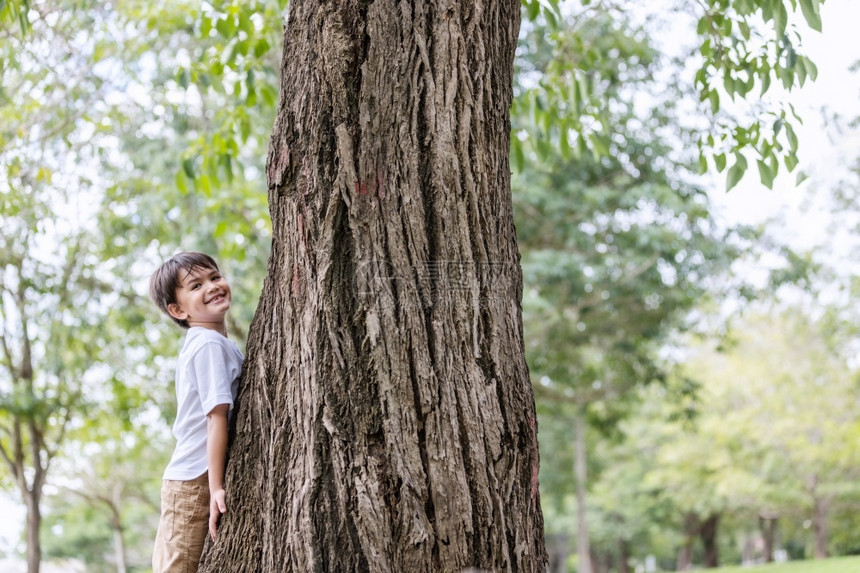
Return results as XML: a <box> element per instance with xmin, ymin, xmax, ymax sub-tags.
<box><xmin>693</xmin><ymin>555</ymin><xmax>860</xmax><ymax>573</ymax></box>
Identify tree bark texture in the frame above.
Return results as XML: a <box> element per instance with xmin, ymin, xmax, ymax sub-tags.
<box><xmin>199</xmin><ymin>0</ymin><xmax>546</xmax><ymax>571</ymax></box>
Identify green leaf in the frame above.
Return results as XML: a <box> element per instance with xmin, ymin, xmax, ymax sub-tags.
<box><xmin>197</xmin><ymin>173</ymin><xmax>213</xmax><ymax>195</ymax></box>
<box><xmin>760</xmin><ymin>65</ymin><xmax>772</xmax><ymax>95</ymax></box>
<box><xmin>578</xmin><ymin>76</ymin><xmax>588</xmax><ymax>108</ymax></box>
<box><xmin>802</xmin><ymin>57</ymin><xmax>818</xmax><ymax>81</ymax></box>
<box><xmin>785</xmin><ymin>123</ymin><xmax>798</xmax><ymax>152</ymax></box>
<box><xmin>796</xmin><ymin>57</ymin><xmax>807</xmax><ymax>86</ymax></box>
<box><xmin>777</xmin><ymin>65</ymin><xmax>793</xmax><ymax>89</ymax></box>
<box><xmin>559</xmin><ymin>127</ymin><xmax>571</xmax><ymax>159</ymax></box>
<box><xmin>569</xmin><ymin>76</ymin><xmax>579</xmax><ymax>112</ymax></box>
<box><xmin>708</xmin><ymin>90</ymin><xmax>720</xmax><ymax>114</ymax></box>
<box><xmin>714</xmin><ymin>153</ymin><xmax>727</xmax><ymax>172</ymax></box>
<box><xmin>182</xmin><ymin>158</ymin><xmax>196</xmax><ymax>179</ymax></box>
<box><xmin>799</xmin><ymin>0</ymin><xmax>822</xmax><ymax>32</ymax></box>
<box><xmin>175</xmin><ymin>169</ymin><xmax>188</xmax><ymax>193</ymax></box>
<box><xmin>238</xmin><ymin>11</ymin><xmax>253</xmax><ymax>35</ymax></box>
<box><xmin>726</xmin><ymin>154</ymin><xmax>747</xmax><ymax>191</ymax></box>
<box><xmin>200</xmin><ymin>13</ymin><xmax>213</xmax><ymax>37</ymax></box>
<box><xmin>221</xmin><ymin>153</ymin><xmax>233</xmax><ymax>182</ymax></box>
<box><xmin>526</xmin><ymin>0</ymin><xmax>539</xmax><ymax>21</ymax></box>
<box><xmin>757</xmin><ymin>159</ymin><xmax>774</xmax><ymax>189</ymax></box>
<box><xmin>774</xmin><ymin>2</ymin><xmax>788</xmax><ymax>38</ymax></box>
<box><xmin>543</xmin><ymin>7</ymin><xmax>558</xmax><ymax>28</ymax></box>
<box><xmin>511</xmin><ymin>138</ymin><xmax>524</xmax><ymax>172</ymax></box>
<box><xmin>724</xmin><ymin>75</ymin><xmax>736</xmax><ymax>97</ymax></box>
<box><xmin>254</xmin><ymin>38</ymin><xmax>270</xmax><ymax>58</ymax></box>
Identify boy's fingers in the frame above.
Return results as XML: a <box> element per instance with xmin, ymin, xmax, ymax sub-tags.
<box><xmin>209</xmin><ymin>513</ymin><xmax>218</xmax><ymax>541</ymax></box>
<box><xmin>218</xmin><ymin>498</ymin><xmax>227</xmax><ymax>513</ymax></box>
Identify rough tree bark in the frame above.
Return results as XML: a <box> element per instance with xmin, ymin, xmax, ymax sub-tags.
<box><xmin>199</xmin><ymin>0</ymin><xmax>546</xmax><ymax>571</ymax></box>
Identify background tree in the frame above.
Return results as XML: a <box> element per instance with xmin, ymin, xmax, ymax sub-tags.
<box><xmin>43</xmin><ymin>421</ymin><xmax>165</xmax><ymax>573</ymax></box>
<box><xmin>0</xmin><ymin>4</ymin><xmax>123</xmax><ymax>565</ymax></box>
<box><xmin>512</xmin><ymin>9</ymin><xmax>754</xmax><ymax>572</ymax></box>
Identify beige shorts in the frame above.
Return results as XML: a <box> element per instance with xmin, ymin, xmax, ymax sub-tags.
<box><xmin>152</xmin><ymin>472</ymin><xmax>210</xmax><ymax>573</ymax></box>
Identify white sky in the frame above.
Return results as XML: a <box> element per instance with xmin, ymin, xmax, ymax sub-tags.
<box><xmin>2</xmin><ymin>0</ymin><xmax>859</xmax><ymax>562</ymax></box>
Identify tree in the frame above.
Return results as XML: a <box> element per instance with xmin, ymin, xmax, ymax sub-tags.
<box><xmin>43</xmin><ymin>416</ymin><xmax>166</xmax><ymax>573</ymax></box>
<box><xmin>0</xmin><ymin>205</ymin><xmax>111</xmax><ymax>573</ymax></box>
<box><xmin>197</xmin><ymin>1</ymin><xmax>547</xmax><ymax>571</ymax></box>
<box><xmin>631</xmin><ymin>308</ymin><xmax>860</xmax><ymax>567</ymax></box>
<box><xmin>0</xmin><ymin>4</ymin><xmax>180</xmax><ymax>570</ymax></box>
<box><xmin>512</xmin><ymin>8</ymin><xmax>750</xmax><ymax>571</ymax></box>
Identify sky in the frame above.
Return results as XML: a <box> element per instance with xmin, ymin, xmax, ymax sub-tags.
<box><xmin>2</xmin><ymin>0</ymin><xmax>860</xmax><ymax>563</ymax></box>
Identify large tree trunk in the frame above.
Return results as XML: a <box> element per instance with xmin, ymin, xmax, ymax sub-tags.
<box><xmin>199</xmin><ymin>1</ymin><xmax>546</xmax><ymax>571</ymax></box>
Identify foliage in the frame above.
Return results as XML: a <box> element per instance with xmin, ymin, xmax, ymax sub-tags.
<box><xmin>43</xmin><ymin>419</ymin><xmax>165</xmax><ymax>572</ymax></box>
<box><xmin>613</xmin><ymin>309</ymin><xmax>860</xmax><ymax>564</ymax></box>
<box><xmin>513</xmin><ymin>0</ymin><xmax>826</xmax><ymax>190</ymax></box>
<box><xmin>514</xmin><ymin>1</ymin><xmax>742</xmax><ymax>470</ymax></box>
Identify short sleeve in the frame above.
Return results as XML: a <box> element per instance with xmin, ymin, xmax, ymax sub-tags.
<box><xmin>190</xmin><ymin>340</ymin><xmax>237</xmax><ymax>416</ymax></box>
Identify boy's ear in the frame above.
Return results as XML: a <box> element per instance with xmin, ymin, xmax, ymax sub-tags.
<box><xmin>167</xmin><ymin>303</ymin><xmax>188</xmax><ymax>321</ymax></box>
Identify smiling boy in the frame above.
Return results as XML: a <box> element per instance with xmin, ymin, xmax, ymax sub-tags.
<box><xmin>148</xmin><ymin>252</ymin><xmax>244</xmax><ymax>573</ymax></box>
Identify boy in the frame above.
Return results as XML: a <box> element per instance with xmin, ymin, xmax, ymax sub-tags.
<box><xmin>148</xmin><ymin>252</ymin><xmax>244</xmax><ymax>573</ymax></box>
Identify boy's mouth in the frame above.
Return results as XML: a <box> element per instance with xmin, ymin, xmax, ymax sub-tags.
<box><xmin>207</xmin><ymin>294</ymin><xmax>226</xmax><ymax>304</ymax></box>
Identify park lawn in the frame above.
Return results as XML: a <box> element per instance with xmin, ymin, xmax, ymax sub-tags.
<box><xmin>693</xmin><ymin>555</ymin><xmax>860</xmax><ymax>573</ymax></box>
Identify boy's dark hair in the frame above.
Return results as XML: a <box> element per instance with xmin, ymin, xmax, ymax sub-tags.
<box><xmin>149</xmin><ymin>252</ymin><xmax>220</xmax><ymax>329</ymax></box>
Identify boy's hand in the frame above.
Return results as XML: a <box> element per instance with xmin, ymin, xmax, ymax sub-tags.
<box><xmin>209</xmin><ymin>487</ymin><xmax>227</xmax><ymax>540</ymax></box>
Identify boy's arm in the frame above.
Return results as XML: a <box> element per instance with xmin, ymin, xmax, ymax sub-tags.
<box><xmin>207</xmin><ymin>403</ymin><xmax>230</xmax><ymax>541</ymax></box>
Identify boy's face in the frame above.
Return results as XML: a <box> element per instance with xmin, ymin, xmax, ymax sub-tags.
<box><xmin>167</xmin><ymin>266</ymin><xmax>232</xmax><ymax>328</ymax></box>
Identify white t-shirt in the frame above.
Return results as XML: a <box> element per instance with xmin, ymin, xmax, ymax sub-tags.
<box><xmin>163</xmin><ymin>327</ymin><xmax>244</xmax><ymax>480</ymax></box>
